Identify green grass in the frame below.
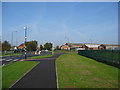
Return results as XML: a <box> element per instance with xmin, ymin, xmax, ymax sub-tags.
<box><xmin>2</xmin><ymin>53</ymin><xmax>22</xmax><ymax>56</ymax></box>
<box><xmin>55</xmin><ymin>50</ymin><xmax>77</xmax><ymax>54</ymax></box>
<box><xmin>28</xmin><ymin>54</ymin><xmax>54</xmax><ymax>59</ymax></box>
<box><xmin>0</xmin><ymin>66</ymin><xmax>2</xmax><ymax>90</ymax></box>
<box><xmin>56</xmin><ymin>54</ymin><xmax>119</xmax><ymax>88</ymax></box>
<box><xmin>2</xmin><ymin>61</ymin><xmax>39</xmax><ymax>88</ymax></box>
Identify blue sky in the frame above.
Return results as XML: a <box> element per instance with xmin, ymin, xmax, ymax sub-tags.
<box><xmin>2</xmin><ymin>2</ymin><xmax>118</xmax><ymax>46</ymax></box>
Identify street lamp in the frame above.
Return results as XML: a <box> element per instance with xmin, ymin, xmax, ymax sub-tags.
<box><xmin>24</xmin><ymin>26</ymin><xmax>27</xmax><ymax>43</ymax></box>
<box><xmin>52</xmin><ymin>43</ymin><xmax>54</xmax><ymax>55</ymax></box>
<box><xmin>23</xmin><ymin>26</ymin><xmax>27</xmax><ymax>59</ymax></box>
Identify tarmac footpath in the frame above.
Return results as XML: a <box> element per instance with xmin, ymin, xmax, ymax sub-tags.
<box><xmin>11</xmin><ymin>53</ymin><xmax>63</xmax><ymax>88</ymax></box>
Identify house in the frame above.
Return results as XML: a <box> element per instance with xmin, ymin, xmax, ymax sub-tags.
<box><xmin>65</xmin><ymin>43</ymin><xmax>85</xmax><ymax>50</ymax></box>
<box><xmin>18</xmin><ymin>43</ymin><xmax>26</xmax><ymax>49</ymax></box>
<box><xmin>85</xmin><ymin>44</ymin><xmax>100</xmax><ymax>50</ymax></box>
<box><xmin>105</xmin><ymin>44</ymin><xmax>120</xmax><ymax>50</ymax></box>
<box><xmin>61</xmin><ymin>43</ymin><xmax>120</xmax><ymax>51</ymax></box>
<box><xmin>82</xmin><ymin>44</ymin><xmax>89</xmax><ymax>50</ymax></box>
<box><xmin>60</xmin><ymin>45</ymin><xmax>70</xmax><ymax>50</ymax></box>
<box><xmin>98</xmin><ymin>44</ymin><xmax>106</xmax><ymax>50</ymax></box>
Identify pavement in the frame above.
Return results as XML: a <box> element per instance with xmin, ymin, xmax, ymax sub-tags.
<box><xmin>11</xmin><ymin>53</ymin><xmax>63</xmax><ymax>88</ymax></box>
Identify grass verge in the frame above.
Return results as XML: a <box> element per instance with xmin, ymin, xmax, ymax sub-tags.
<box><xmin>56</xmin><ymin>54</ymin><xmax>119</xmax><ymax>88</ymax></box>
<box><xmin>2</xmin><ymin>53</ymin><xmax>22</xmax><ymax>56</ymax></box>
<box><xmin>2</xmin><ymin>61</ymin><xmax>39</xmax><ymax>88</ymax></box>
<box><xmin>28</xmin><ymin>54</ymin><xmax>54</xmax><ymax>59</ymax></box>
<box><xmin>55</xmin><ymin>50</ymin><xmax>77</xmax><ymax>54</ymax></box>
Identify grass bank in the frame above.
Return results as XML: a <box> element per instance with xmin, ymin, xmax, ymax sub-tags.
<box><xmin>56</xmin><ymin>54</ymin><xmax>119</xmax><ymax>88</ymax></box>
<box><xmin>2</xmin><ymin>61</ymin><xmax>39</xmax><ymax>88</ymax></box>
<box><xmin>28</xmin><ymin>54</ymin><xmax>54</xmax><ymax>59</ymax></box>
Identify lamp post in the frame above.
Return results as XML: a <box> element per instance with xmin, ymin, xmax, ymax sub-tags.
<box><xmin>52</xmin><ymin>43</ymin><xmax>54</xmax><ymax>55</ymax></box>
<box><xmin>23</xmin><ymin>26</ymin><xmax>27</xmax><ymax>59</ymax></box>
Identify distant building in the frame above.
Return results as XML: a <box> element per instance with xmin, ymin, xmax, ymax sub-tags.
<box><xmin>66</xmin><ymin>43</ymin><xmax>85</xmax><ymax>50</ymax></box>
<box><xmin>61</xmin><ymin>43</ymin><xmax>120</xmax><ymax>51</ymax></box>
<box><xmin>85</xmin><ymin>44</ymin><xmax>100</xmax><ymax>50</ymax></box>
<box><xmin>82</xmin><ymin>44</ymin><xmax>89</xmax><ymax>50</ymax></box>
<box><xmin>98</xmin><ymin>44</ymin><xmax>106</xmax><ymax>50</ymax></box>
<box><xmin>11</xmin><ymin>46</ymin><xmax>18</xmax><ymax>50</ymax></box>
<box><xmin>18</xmin><ymin>43</ymin><xmax>26</xmax><ymax>49</ymax></box>
<box><xmin>60</xmin><ymin>45</ymin><xmax>70</xmax><ymax>50</ymax></box>
<box><xmin>105</xmin><ymin>44</ymin><xmax>120</xmax><ymax>50</ymax></box>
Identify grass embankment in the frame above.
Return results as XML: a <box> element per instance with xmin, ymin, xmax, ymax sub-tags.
<box><xmin>56</xmin><ymin>54</ymin><xmax>119</xmax><ymax>88</ymax></box>
<box><xmin>28</xmin><ymin>55</ymin><xmax>54</xmax><ymax>59</ymax></box>
<box><xmin>2</xmin><ymin>61</ymin><xmax>39</xmax><ymax>88</ymax></box>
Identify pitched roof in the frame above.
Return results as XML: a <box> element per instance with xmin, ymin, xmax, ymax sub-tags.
<box><xmin>18</xmin><ymin>43</ymin><xmax>26</xmax><ymax>49</ymax></box>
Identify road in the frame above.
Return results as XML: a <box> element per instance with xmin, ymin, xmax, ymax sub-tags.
<box><xmin>1</xmin><ymin>51</ymin><xmax>52</xmax><ymax>66</ymax></box>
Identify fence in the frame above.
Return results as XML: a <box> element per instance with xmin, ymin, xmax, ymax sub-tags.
<box><xmin>78</xmin><ymin>50</ymin><xmax>120</xmax><ymax>68</ymax></box>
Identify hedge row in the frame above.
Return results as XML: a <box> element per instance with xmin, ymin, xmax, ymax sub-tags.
<box><xmin>78</xmin><ymin>50</ymin><xmax>120</xmax><ymax>68</ymax></box>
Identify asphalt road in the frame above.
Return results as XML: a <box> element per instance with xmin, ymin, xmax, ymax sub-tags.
<box><xmin>1</xmin><ymin>51</ymin><xmax>52</xmax><ymax>66</ymax></box>
<box><xmin>11</xmin><ymin>53</ymin><xmax>62</xmax><ymax>88</ymax></box>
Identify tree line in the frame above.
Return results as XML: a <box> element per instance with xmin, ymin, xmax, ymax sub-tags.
<box><xmin>1</xmin><ymin>40</ymin><xmax>54</xmax><ymax>51</ymax></box>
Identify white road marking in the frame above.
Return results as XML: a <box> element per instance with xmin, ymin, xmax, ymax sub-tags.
<box><xmin>0</xmin><ymin>59</ymin><xmax>3</xmax><ymax>61</ymax></box>
<box><xmin>13</xmin><ymin>59</ymin><xmax>18</xmax><ymax>61</ymax></box>
<box><xmin>6</xmin><ymin>59</ymin><xmax>13</xmax><ymax>61</ymax></box>
<box><xmin>1</xmin><ymin>59</ymin><xmax>6</xmax><ymax>61</ymax></box>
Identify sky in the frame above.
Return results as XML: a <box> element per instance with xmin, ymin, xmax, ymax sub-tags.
<box><xmin>2</xmin><ymin>2</ymin><xmax>118</xmax><ymax>46</ymax></box>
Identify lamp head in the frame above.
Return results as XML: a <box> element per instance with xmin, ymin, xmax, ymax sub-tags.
<box><xmin>24</xmin><ymin>26</ymin><xmax>27</xmax><ymax>29</ymax></box>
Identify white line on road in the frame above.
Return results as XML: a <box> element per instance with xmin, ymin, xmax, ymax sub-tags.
<box><xmin>13</xmin><ymin>59</ymin><xmax>18</xmax><ymax>61</ymax></box>
<box><xmin>1</xmin><ymin>59</ymin><xmax>6</xmax><ymax>61</ymax></box>
<box><xmin>3</xmin><ymin>59</ymin><xmax>13</xmax><ymax>61</ymax></box>
<box><xmin>0</xmin><ymin>59</ymin><xmax>3</xmax><ymax>61</ymax></box>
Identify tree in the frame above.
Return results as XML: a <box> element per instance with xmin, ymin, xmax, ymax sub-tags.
<box><xmin>40</xmin><ymin>45</ymin><xmax>43</xmax><ymax>50</ymax></box>
<box><xmin>26</xmin><ymin>40</ymin><xmax>38</xmax><ymax>51</ymax></box>
<box><xmin>2</xmin><ymin>41</ymin><xmax>11</xmax><ymax>51</ymax></box>
<box><xmin>44</xmin><ymin>42</ymin><xmax>53</xmax><ymax>50</ymax></box>
<box><xmin>56</xmin><ymin>45</ymin><xmax>60</xmax><ymax>50</ymax></box>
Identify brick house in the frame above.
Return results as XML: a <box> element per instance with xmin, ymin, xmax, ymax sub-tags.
<box><xmin>65</xmin><ymin>43</ymin><xmax>85</xmax><ymax>50</ymax></box>
<box><xmin>18</xmin><ymin>43</ymin><xmax>26</xmax><ymax>49</ymax></box>
<box><xmin>60</xmin><ymin>45</ymin><xmax>70</xmax><ymax>50</ymax></box>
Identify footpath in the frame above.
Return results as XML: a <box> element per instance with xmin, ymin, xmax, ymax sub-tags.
<box><xmin>11</xmin><ymin>53</ymin><xmax>63</xmax><ymax>88</ymax></box>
